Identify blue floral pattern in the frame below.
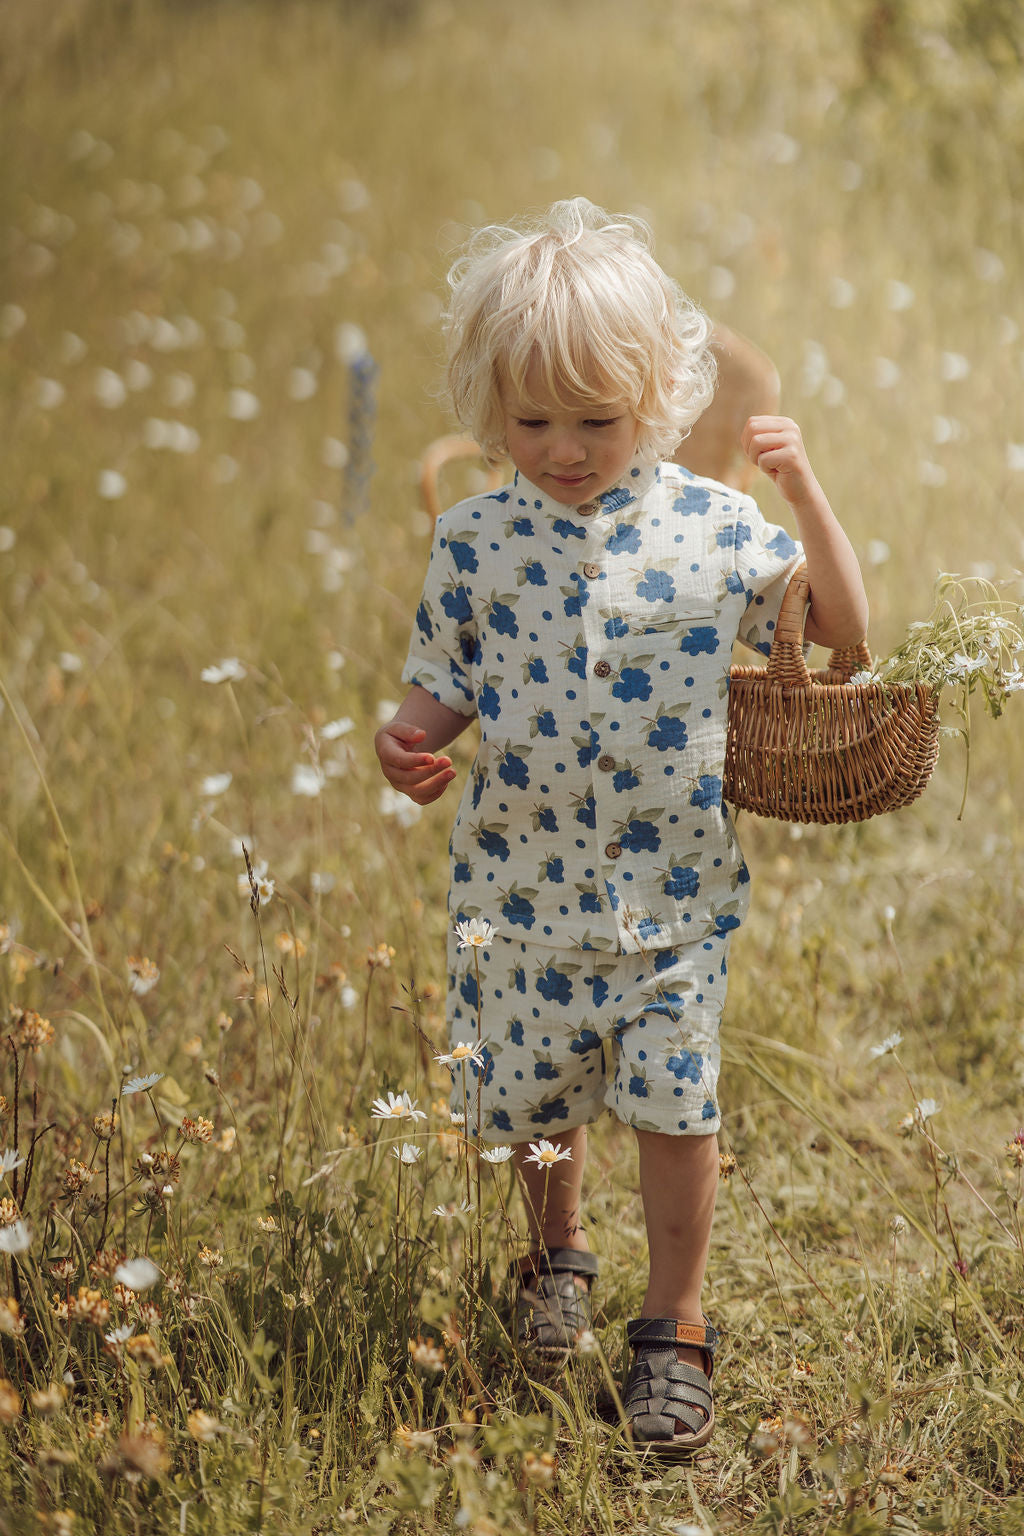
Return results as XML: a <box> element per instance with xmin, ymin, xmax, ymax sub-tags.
<box><xmin>403</xmin><ymin>460</ymin><xmax>803</xmax><ymax>954</ymax></box>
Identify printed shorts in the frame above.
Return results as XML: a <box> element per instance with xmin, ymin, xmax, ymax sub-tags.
<box><xmin>445</xmin><ymin>931</ymin><xmax>731</xmax><ymax>1141</ymax></box>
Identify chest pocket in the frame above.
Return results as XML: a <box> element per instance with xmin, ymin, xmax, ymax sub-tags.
<box><xmin>628</xmin><ymin>609</ymin><xmax>715</xmax><ymax>638</ymax></box>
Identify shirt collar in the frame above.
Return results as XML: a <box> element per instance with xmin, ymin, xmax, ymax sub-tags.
<box><xmin>512</xmin><ymin>457</ymin><xmax>661</xmax><ymax>520</ymax></box>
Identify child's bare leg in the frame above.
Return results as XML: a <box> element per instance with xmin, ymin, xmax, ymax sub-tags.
<box><xmin>635</xmin><ymin>1127</ymin><xmax>718</xmax><ymax>1370</ymax></box>
<box><xmin>513</xmin><ymin>1124</ymin><xmax>589</xmax><ymax>1256</ymax></box>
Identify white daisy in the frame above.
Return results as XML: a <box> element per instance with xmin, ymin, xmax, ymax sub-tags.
<box><xmin>120</xmin><ymin>1072</ymin><xmax>165</xmax><ymax>1096</ymax></box>
<box><xmin>480</xmin><ymin>1146</ymin><xmax>514</xmax><ymax>1164</ymax></box>
<box><xmin>454</xmin><ymin>917</ymin><xmax>498</xmax><ymax>951</ymax></box>
<box><xmin>434</xmin><ymin>1041</ymin><xmax>488</xmax><ymax>1069</ymax></box>
<box><xmin>201</xmin><ymin>657</ymin><xmax>246</xmax><ymax>685</ymax></box>
<box><xmin>369</xmin><ymin>1090</ymin><xmax>427</xmax><ymax>1123</ymax></box>
<box><xmin>392</xmin><ymin>1143</ymin><xmax>422</xmax><ymax>1165</ymax></box>
<box><xmin>1</xmin><ymin>1150</ymin><xmax>25</xmax><ymax>1175</ymax></box>
<box><xmin>0</xmin><ymin>1221</ymin><xmax>30</xmax><ymax>1254</ymax></box>
<box><xmin>870</xmin><ymin>1032</ymin><xmax>903</xmax><ymax>1058</ymax></box>
<box><xmin>524</xmin><ymin>1140</ymin><xmax>573</xmax><ymax>1169</ymax></box>
<box><xmin>114</xmin><ymin>1257</ymin><xmax>161</xmax><ymax>1291</ymax></box>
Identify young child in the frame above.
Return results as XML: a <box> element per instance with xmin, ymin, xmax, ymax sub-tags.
<box><xmin>375</xmin><ymin>198</ymin><xmax>867</xmax><ymax>1452</ymax></box>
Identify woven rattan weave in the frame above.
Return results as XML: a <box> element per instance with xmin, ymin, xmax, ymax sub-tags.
<box><xmin>724</xmin><ymin>567</ymin><xmax>940</xmax><ymax>824</ymax></box>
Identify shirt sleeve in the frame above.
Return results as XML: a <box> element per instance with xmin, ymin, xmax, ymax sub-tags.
<box><xmin>732</xmin><ymin>496</ymin><xmax>806</xmax><ymax>658</ymax></box>
<box><xmin>400</xmin><ymin>509</ymin><xmax>479</xmax><ymax>717</ymax></box>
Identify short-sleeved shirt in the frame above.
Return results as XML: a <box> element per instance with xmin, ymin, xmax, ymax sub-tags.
<box><xmin>402</xmin><ymin>459</ymin><xmax>804</xmax><ymax>955</ymax></box>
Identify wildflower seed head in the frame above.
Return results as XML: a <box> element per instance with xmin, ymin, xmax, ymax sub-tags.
<box><xmin>791</xmin><ymin>1357</ymin><xmax>816</xmax><ymax>1378</ymax></box>
<box><xmin>126</xmin><ymin>956</ymin><xmax>160</xmax><ymax>996</ymax></box>
<box><xmin>92</xmin><ymin>1110</ymin><xmax>119</xmax><ymax>1140</ymax></box>
<box><xmin>367</xmin><ymin>942</ymin><xmax>395</xmax><ymax>969</ymax></box>
<box><xmin>889</xmin><ymin>1215</ymin><xmax>907</xmax><ymax>1237</ymax></box>
<box><xmin>718</xmin><ymin>1150</ymin><xmax>737</xmax><ymax>1181</ymax></box>
<box><xmin>31</xmin><ymin>1384</ymin><xmax>66</xmax><ymax>1416</ymax></box>
<box><xmin>408</xmin><ymin>1336</ymin><xmax>445</xmax><ymax>1372</ymax></box>
<box><xmin>188</xmin><ymin>1409</ymin><xmax>222</xmax><ymax>1443</ymax></box>
<box><xmin>0</xmin><ymin>1379</ymin><xmax>22</xmax><ymax>1424</ymax></box>
<box><xmin>0</xmin><ymin>1298</ymin><xmax>25</xmax><ymax>1338</ymax></box>
<box><xmin>752</xmin><ymin>1415</ymin><xmax>784</xmax><ymax>1456</ymax></box>
<box><xmin>179</xmin><ymin>1115</ymin><xmax>215</xmax><ymax>1144</ymax></box>
<box><xmin>61</xmin><ymin>1160</ymin><xmax>96</xmax><ymax>1197</ymax></box>
<box><xmin>9</xmin><ymin>1007</ymin><xmax>55</xmax><ymax>1053</ymax></box>
<box><xmin>126</xmin><ymin>1333</ymin><xmax>165</xmax><ymax>1368</ymax></box>
<box><xmin>396</xmin><ymin>1423</ymin><xmax>436</xmax><ymax>1453</ymax></box>
<box><xmin>0</xmin><ymin>1197</ymin><xmax>21</xmax><ymax>1228</ymax></box>
<box><xmin>89</xmin><ymin>1249</ymin><xmax>125</xmax><ymax>1280</ymax></box>
<box><xmin>1004</xmin><ymin>1135</ymin><xmax>1024</xmax><ymax>1168</ymax></box>
<box><xmin>197</xmin><ymin>1244</ymin><xmax>223</xmax><ymax>1269</ymax></box>
<box><xmin>522</xmin><ymin>1450</ymin><xmax>556</xmax><ymax>1486</ymax></box>
<box><xmin>256</xmin><ymin>1215</ymin><xmax>278</xmax><ymax>1233</ymax></box>
<box><xmin>70</xmin><ymin>1287</ymin><xmax>110</xmax><ymax>1328</ymax></box>
<box><xmin>87</xmin><ymin>1411</ymin><xmax>110</xmax><ymax>1439</ymax></box>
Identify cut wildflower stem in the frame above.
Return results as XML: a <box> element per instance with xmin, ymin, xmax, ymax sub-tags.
<box><xmin>866</xmin><ymin>572</ymin><xmax>1024</xmax><ymax>816</ymax></box>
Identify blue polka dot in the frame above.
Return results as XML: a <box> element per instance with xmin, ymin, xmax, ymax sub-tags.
<box><xmin>664</xmin><ymin>766</ymin><xmax>674</xmax><ymax>776</ymax></box>
<box><xmin>490</xmin><ymin>542</ymin><xmax>500</xmax><ymax>551</ymax></box>
<box><xmin>668</xmin><ymin>814</ymin><xmax>679</xmax><ymax>824</ymax></box>
<box><xmin>660</xmin><ymin>661</ymin><xmax>670</xmax><ymax>670</ymax></box>
<box><xmin>555</xmin><ymin>763</ymin><xmax>565</xmax><ymax>773</ymax></box>
<box><xmin>691</xmin><ymin>563</ymin><xmax>700</xmax><ymax>572</ymax></box>
<box><xmin>702</xmin><ymin>708</ymin><xmax>712</xmax><ymax>718</ymax></box>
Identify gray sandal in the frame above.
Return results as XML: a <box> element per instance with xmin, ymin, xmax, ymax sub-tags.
<box><xmin>511</xmin><ymin>1247</ymin><xmax>599</xmax><ymax>1359</ymax></box>
<box><xmin>622</xmin><ymin>1317</ymin><xmax>717</xmax><ymax>1453</ymax></box>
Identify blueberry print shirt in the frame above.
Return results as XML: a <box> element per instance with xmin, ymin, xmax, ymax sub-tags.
<box><xmin>402</xmin><ymin>460</ymin><xmax>804</xmax><ymax>955</ymax></box>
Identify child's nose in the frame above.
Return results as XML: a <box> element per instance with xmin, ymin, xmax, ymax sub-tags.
<box><xmin>549</xmin><ymin>431</ymin><xmax>585</xmax><ymax>465</ymax></box>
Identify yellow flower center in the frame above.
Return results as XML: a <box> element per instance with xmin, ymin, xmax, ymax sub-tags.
<box><xmin>451</xmin><ymin>1045</ymin><xmax>473</xmax><ymax>1059</ymax></box>
<box><xmin>538</xmin><ymin>1148</ymin><xmax>557</xmax><ymax>1163</ymax></box>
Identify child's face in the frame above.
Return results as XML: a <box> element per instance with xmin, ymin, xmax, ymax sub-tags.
<box><xmin>500</xmin><ymin>366</ymin><xmax>640</xmax><ymax>506</ymax></box>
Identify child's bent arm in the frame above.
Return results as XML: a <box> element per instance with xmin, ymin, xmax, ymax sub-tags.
<box><xmin>742</xmin><ymin>415</ymin><xmax>869</xmax><ymax>649</ymax></box>
<box><xmin>374</xmin><ymin>685</ymin><xmax>474</xmax><ymax>805</ymax></box>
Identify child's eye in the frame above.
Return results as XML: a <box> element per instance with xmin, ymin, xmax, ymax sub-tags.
<box><xmin>586</xmin><ymin>418</ymin><xmax>620</xmax><ymax>429</ymax></box>
<box><xmin>517</xmin><ymin>418</ymin><xmax>548</xmax><ymax>430</ymax></box>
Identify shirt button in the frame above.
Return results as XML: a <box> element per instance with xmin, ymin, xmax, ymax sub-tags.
<box><xmin>593</xmin><ymin>660</ymin><xmax>612</xmax><ymax>678</ymax></box>
<box><xmin>583</xmin><ymin>561</ymin><xmax>601</xmax><ymax>579</ymax></box>
<box><xmin>597</xmin><ymin>754</ymin><xmax>616</xmax><ymax>772</ymax></box>
<box><xmin>576</xmin><ymin>501</ymin><xmax>598</xmax><ymax>517</ymax></box>
<box><xmin>605</xmin><ymin>842</ymin><xmax>622</xmax><ymax>859</ymax></box>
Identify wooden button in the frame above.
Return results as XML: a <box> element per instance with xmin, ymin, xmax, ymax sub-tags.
<box><xmin>597</xmin><ymin>755</ymin><xmax>615</xmax><ymax>771</ymax></box>
<box><xmin>583</xmin><ymin>561</ymin><xmax>601</xmax><ymax>579</ymax></box>
<box><xmin>605</xmin><ymin>842</ymin><xmax>622</xmax><ymax>859</ymax></box>
<box><xmin>593</xmin><ymin>660</ymin><xmax>612</xmax><ymax>678</ymax></box>
<box><xmin>576</xmin><ymin>501</ymin><xmax>598</xmax><ymax>517</ymax></box>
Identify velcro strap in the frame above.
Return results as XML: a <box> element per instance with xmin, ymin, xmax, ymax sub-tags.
<box><xmin>626</xmin><ymin>1316</ymin><xmax>718</xmax><ymax>1355</ymax></box>
<box><xmin>513</xmin><ymin>1247</ymin><xmax>600</xmax><ymax>1281</ymax></box>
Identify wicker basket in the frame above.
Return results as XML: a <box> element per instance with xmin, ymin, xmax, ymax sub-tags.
<box><xmin>724</xmin><ymin>566</ymin><xmax>940</xmax><ymax>824</ymax></box>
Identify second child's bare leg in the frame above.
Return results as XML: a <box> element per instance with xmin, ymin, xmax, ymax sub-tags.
<box><xmin>636</xmin><ymin>1127</ymin><xmax>719</xmax><ymax>1372</ymax></box>
<box><xmin>513</xmin><ymin>1124</ymin><xmax>590</xmax><ymax>1255</ymax></box>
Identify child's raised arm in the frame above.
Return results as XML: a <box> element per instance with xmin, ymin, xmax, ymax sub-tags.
<box><xmin>374</xmin><ymin>685</ymin><xmax>472</xmax><ymax>805</ymax></box>
<box><xmin>742</xmin><ymin>415</ymin><xmax>868</xmax><ymax>650</ymax></box>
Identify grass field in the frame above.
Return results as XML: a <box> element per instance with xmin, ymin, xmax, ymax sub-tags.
<box><xmin>2</xmin><ymin>2</ymin><xmax>1024</xmax><ymax>1531</ymax></box>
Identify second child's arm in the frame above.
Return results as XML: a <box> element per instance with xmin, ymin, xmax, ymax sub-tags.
<box><xmin>374</xmin><ymin>685</ymin><xmax>473</xmax><ymax>805</ymax></box>
<box><xmin>742</xmin><ymin>415</ymin><xmax>868</xmax><ymax>649</ymax></box>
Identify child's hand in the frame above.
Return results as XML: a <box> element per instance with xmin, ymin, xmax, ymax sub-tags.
<box><xmin>741</xmin><ymin>416</ymin><xmax>822</xmax><ymax>512</ymax></box>
<box><xmin>374</xmin><ymin>721</ymin><xmax>458</xmax><ymax>805</ymax></box>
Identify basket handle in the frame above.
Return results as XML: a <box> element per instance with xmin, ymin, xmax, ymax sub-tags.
<box><xmin>765</xmin><ymin>565</ymin><xmax>873</xmax><ymax>687</ymax></box>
